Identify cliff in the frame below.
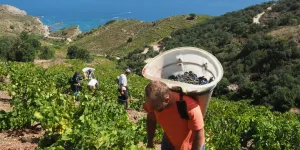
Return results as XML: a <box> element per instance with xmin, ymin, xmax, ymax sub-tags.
<box><xmin>0</xmin><ymin>5</ymin><xmax>48</xmax><ymax>36</ymax></box>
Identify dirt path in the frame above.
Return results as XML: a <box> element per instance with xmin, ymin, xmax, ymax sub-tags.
<box><xmin>253</xmin><ymin>12</ymin><xmax>265</xmax><ymax>24</ymax></box>
<box><xmin>253</xmin><ymin>4</ymin><xmax>274</xmax><ymax>24</ymax></box>
<box><xmin>141</xmin><ymin>42</ymin><xmax>161</xmax><ymax>55</ymax></box>
<box><xmin>34</xmin><ymin>59</ymin><xmax>69</xmax><ymax>69</ymax></box>
<box><xmin>141</xmin><ymin>48</ymin><xmax>149</xmax><ymax>54</ymax></box>
<box><xmin>0</xmin><ymin>126</ymin><xmax>44</xmax><ymax>150</ymax></box>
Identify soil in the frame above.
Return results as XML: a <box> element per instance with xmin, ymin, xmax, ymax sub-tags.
<box><xmin>126</xmin><ymin>109</ymin><xmax>147</xmax><ymax>123</ymax></box>
<box><xmin>137</xmin><ymin>142</ymin><xmax>161</xmax><ymax>150</ymax></box>
<box><xmin>290</xmin><ymin>108</ymin><xmax>300</xmax><ymax>114</ymax></box>
<box><xmin>126</xmin><ymin>109</ymin><xmax>162</xmax><ymax>149</ymax></box>
<box><xmin>0</xmin><ymin>91</ymin><xmax>12</xmax><ymax>112</ymax></box>
<box><xmin>0</xmin><ymin>76</ymin><xmax>11</xmax><ymax>84</ymax></box>
<box><xmin>0</xmin><ymin>125</ymin><xmax>44</xmax><ymax>150</ymax></box>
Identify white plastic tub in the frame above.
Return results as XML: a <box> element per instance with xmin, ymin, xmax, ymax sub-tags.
<box><xmin>142</xmin><ymin>47</ymin><xmax>223</xmax><ymax>116</ymax></box>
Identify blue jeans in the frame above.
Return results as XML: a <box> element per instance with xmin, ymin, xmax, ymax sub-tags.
<box><xmin>161</xmin><ymin>134</ymin><xmax>205</xmax><ymax>150</ymax></box>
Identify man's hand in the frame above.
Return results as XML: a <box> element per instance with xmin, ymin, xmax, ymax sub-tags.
<box><xmin>146</xmin><ymin>113</ymin><xmax>157</xmax><ymax>148</ymax></box>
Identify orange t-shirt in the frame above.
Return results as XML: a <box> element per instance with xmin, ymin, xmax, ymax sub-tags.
<box><xmin>144</xmin><ymin>91</ymin><xmax>205</xmax><ymax>150</ymax></box>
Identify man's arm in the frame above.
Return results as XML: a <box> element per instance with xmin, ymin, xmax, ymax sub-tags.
<box><xmin>146</xmin><ymin>113</ymin><xmax>157</xmax><ymax>148</ymax></box>
<box><xmin>187</xmin><ymin>104</ymin><xmax>205</xmax><ymax>150</ymax></box>
<box><xmin>191</xmin><ymin>128</ymin><xmax>205</xmax><ymax>150</ymax></box>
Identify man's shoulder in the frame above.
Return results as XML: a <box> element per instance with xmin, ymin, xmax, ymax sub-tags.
<box><xmin>120</xmin><ymin>74</ymin><xmax>126</xmax><ymax>78</ymax></box>
<box><xmin>184</xmin><ymin>97</ymin><xmax>200</xmax><ymax>111</ymax></box>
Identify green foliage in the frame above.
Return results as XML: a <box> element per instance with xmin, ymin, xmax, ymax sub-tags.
<box><xmin>187</xmin><ymin>13</ymin><xmax>196</xmax><ymax>20</ymax></box>
<box><xmin>39</xmin><ymin>46</ymin><xmax>55</xmax><ymax>60</ymax></box>
<box><xmin>67</xmin><ymin>46</ymin><xmax>92</xmax><ymax>62</ymax></box>
<box><xmin>0</xmin><ymin>36</ymin><xmax>14</xmax><ymax>61</ymax></box>
<box><xmin>9</xmin><ymin>25</ymin><xmax>14</xmax><ymax>30</ymax></box>
<box><xmin>268</xmin><ymin>0</ymin><xmax>300</xmax><ymax>27</ymax></box>
<box><xmin>158</xmin><ymin>0</ymin><xmax>300</xmax><ymax>111</ymax></box>
<box><xmin>206</xmin><ymin>99</ymin><xmax>300</xmax><ymax>150</ymax></box>
<box><xmin>0</xmin><ymin>32</ymin><xmax>41</xmax><ymax>62</ymax></box>
<box><xmin>1</xmin><ymin>58</ymin><xmax>300</xmax><ymax>149</ymax></box>
<box><xmin>105</xmin><ymin>20</ymin><xmax>116</xmax><ymax>26</ymax></box>
<box><xmin>213</xmin><ymin>77</ymin><xmax>230</xmax><ymax>96</ymax></box>
<box><xmin>117</xmin><ymin>48</ymin><xmax>152</xmax><ymax>75</ymax></box>
<box><xmin>127</xmin><ymin>37</ymin><xmax>133</xmax><ymax>43</ymax></box>
<box><xmin>271</xmin><ymin>86</ymin><xmax>295</xmax><ymax>112</ymax></box>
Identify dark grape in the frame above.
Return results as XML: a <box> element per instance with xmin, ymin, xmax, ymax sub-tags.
<box><xmin>167</xmin><ymin>71</ymin><xmax>214</xmax><ymax>85</ymax></box>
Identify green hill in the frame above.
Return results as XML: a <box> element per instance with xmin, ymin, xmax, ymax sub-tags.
<box><xmin>120</xmin><ymin>0</ymin><xmax>300</xmax><ymax>112</ymax></box>
<box><xmin>0</xmin><ymin>5</ymin><xmax>47</xmax><ymax>37</ymax></box>
<box><xmin>71</xmin><ymin>15</ymin><xmax>210</xmax><ymax>56</ymax></box>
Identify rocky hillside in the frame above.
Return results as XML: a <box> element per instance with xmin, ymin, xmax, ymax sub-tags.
<box><xmin>71</xmin><ymin>15</ymin><xmax>210</xmax><ymax>56</ymax></box>
<box><xmin>49</xmin><ymin>26</ymin><xmax>82</xmax><ymax>39</ymax></box>
<box><xmin>0</xmin><ymin>5</ymin><xmax>48</xmax><ymax>37</ymax></box>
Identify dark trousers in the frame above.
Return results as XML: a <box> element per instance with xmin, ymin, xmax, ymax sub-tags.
<box><xmin>71</xmin><ymin>84</ymin><xmax>81</xmax><ymax>93</ymax></box>
<box><xmin>118</xmin><ymin>86</ymin><xmax>129</xmax><ymax>108</ymax></box>
<box><xmin>118</xmin><ymin>86</ymin><xmax>129</xmax><ymax>99</ymax></box>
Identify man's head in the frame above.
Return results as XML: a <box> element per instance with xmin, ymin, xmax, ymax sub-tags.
<box><xmin>125</xmin><ymin>69</ymin><xmax>131</xmax><ymax>75</ymax></box>
<box><xmin>145</xmin><ymin>81</ymin><xmax>171</xmax><ymax>112</ymax></box>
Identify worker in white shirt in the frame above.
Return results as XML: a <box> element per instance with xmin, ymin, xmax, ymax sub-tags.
<box><xmin>87</xmin><ymin>78</ymin><xmax>99</xmax><ymax>90</ymax></box>
<box><xmin>117</xmin><ymin>69</ymin><xmax>131</xmax><ymax>109</ymax></box>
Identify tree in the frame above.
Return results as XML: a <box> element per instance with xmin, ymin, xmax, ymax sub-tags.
<box><xmin>13</xmin><ymin>40</ymin><xmax>36</xmax><ymax>62</ymax></box>
<box><xmin>39</xmin><ymin>46</ymin><xmax>54</xmax><ymax>59</ymax></box>
<box><xmin>238</xmin><ymin>79</ymin><xmax>254</xmax><ymax>99</ymax></box>
<box><xmin>187</xmin><ymin>13</ymin><xmax>196</xmax><ymax>20</ymax></box>
<box><xmin>271</xmin><ymin>86</ymin><xmax>295</xmax><ymax>112</ymax></box>
<box><xmin>67</xmin><ymin>46</ymin><xmax>91</xmax><ymax>62</ymax></box>
<box><xmin>0</xmin><ymin>32</ymin><xmax>41</xmax><ymax>62</ymax></box>
<box><xmin>30</xmin><ymin>39</ymin><xmax>41</xmax><ymax>49</ymax></box>
<box><xmin>0</xmin><ymin>37</ymin><xmax>14</xmax><ymax>61</ymax></box>
<box><xmin>213</xmin><ymin>77</ymin><xmax>230</xmax><ymax>96</ymax></box>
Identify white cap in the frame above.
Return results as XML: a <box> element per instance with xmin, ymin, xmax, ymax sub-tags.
<box><xmin>125</xmin><ymin>69</ymin><xmax>131</xmax><ymax>73</ymax></box>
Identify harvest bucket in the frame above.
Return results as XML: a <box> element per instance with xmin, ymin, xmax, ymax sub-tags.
<box><xmin>142</xmin><ymin>47</ymin><xmax>223</xmax><ymax>117</ymax></box>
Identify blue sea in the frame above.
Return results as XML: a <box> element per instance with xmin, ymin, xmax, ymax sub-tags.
<box><xmin>1</xmin><ymin>0</ymin><xmax>272</xmax><ymax>32</ymax></box>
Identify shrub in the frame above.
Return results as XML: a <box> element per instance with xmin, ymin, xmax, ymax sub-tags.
<box><xmin>213</xmin><ymin>77</ymin><xmax>230</xmax><ymax>96</ymax></box>
<box><xmin>127</xmin><ymin>37</ymin><xmax>133</xmax><ymax>43</ymax></box>
<box><xmin>67</xmin><ymin>46</ymin><xmax>92</xmax><ymax>62</ymax></box>
<box><xmin>105</xmin><ymin>20</ymin><xmax>116</xmax><ymax>26</ymax></box>
<box><xmin>39</xmin><ymin>46</ymin><xmax>55</xmax><ymax>60</ymax></box>
<box><xmin>10</xmin><ymin>25</ymin><xmax>15</xmax><ymax>30</ymax></box>
<box><xmin>5</xmin><ymin>32</ymin><xmax>41</xmax><ymax>62</ymax></box>
<box><xmin>187</xmin><ymin>13</ymin><xmax>196</xmax><ymax>20</ymax></box>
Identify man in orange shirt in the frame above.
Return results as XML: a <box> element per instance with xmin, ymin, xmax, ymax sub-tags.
<box><xmin>144</xmin><ymin>81</ymin><xmax>205</xmax><ymax>150</ymax></box>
